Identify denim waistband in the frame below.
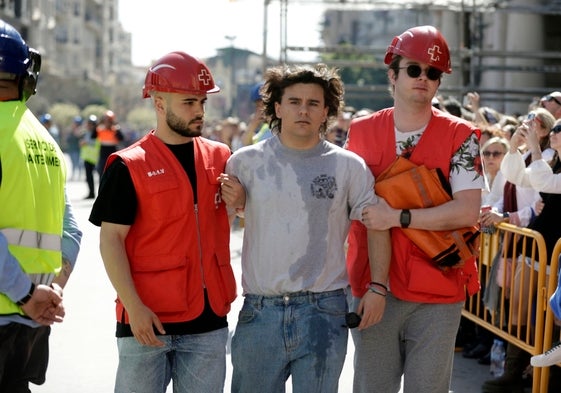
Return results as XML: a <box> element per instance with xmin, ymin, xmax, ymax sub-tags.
<box><xmin>244</xmin><ymin>288</ymin><xmax>346</xmax><ymax>306</ymax></box>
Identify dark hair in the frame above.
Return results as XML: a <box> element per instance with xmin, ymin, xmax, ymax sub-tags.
<box><xmin>552</xmin><ymin>152</ymin><xmax>560</xmax><ymax>173</ymax></box>
<box><xmin>261</xmin><ymin>63</ymin><xmax>344</xmax><ymax>134</ymax></box>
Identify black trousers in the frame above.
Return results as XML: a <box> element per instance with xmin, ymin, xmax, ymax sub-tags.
<box><xmin>0</xmin><ymin>323</ymin><xmax>50</xmax><ymax>393</ymax></box>
<box><xmin>84</xmin><ymin>160</ymin><xmax>96</xmax><ymax>197</ymax></box>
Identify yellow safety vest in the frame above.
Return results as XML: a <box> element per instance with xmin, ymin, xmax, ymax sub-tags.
<box><xmin>0</xmin><ymin>101</ymin><xmax>66</xmax><ymax>316</ymax></box>
<box><xmin>80</xmin><ymin>135</ymin><xmax>100</xmax><ymax>164</ymax></box>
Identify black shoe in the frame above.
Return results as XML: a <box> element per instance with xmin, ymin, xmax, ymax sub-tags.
<box><xmin>462</xmin><ymin>341</ymin><xmax>478</xmax><ymax>355</ymax></box>
<box><xmin>478</xmin><ymin>352</ymin><xmax>491</xmax><ymax>365</ymax></box>
<box><xmin>481</xmin><ymin>375</ymin><xmax>525</xmax><ymax>393</ymax></box>
<box><xmin>464</xmin><ymin>343</ymin><xmax>490</xmax><ymax>359</ymax></box>
<box><xmin>84</xmin><ymin>194</ymin><xmax>95</xmax><ymax>200</ymax></box>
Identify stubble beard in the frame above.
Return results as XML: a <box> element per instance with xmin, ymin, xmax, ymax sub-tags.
<box><xmin>166</xmin><ymin>110</ymin><xmax>203</xmax><ymax>138</ymax></box>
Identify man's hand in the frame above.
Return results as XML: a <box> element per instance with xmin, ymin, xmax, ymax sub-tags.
<box><xmin>362</xmin><ymin>198</ymin><xmax>396</xmax><ymax>230</ymax></box>
<box><xmin>21</xmin><ymin>284</ymin><xmax>64</xmax><ymax>326</ymax></box>
<box><xmin>127</xmin><ymin>303</ymin><xmax>166</xmax><ymax>347</ymax></box>
<box><xmin>357</xmin><ymin>291</ymin><xmax>386</xmax><ymax>330</ymax></box>
<box><xmin>218</xmin><ymin>173</ymin><xmax>246</xmax><ymax>209</ymax></box>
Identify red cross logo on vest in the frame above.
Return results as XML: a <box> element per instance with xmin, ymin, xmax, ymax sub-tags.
<box><xmin>198</xmin><ymin>69</ymin><xmax>212</xmax><ymax>86</ymax></box>
<box><xmin>427</xmin><ymin>45</ymin><xmax>442</xmax><ymax>63</ymax></box>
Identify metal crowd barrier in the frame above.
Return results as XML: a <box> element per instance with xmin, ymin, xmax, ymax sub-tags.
<box><xmin>537</xmin><ymin>238</ymin><xmax>561</xmax><ymax>391</ymax></box>
<box><xmin>462</xmin><ymin>223</ymin><xmax>550</xmax><ymax>393</ymax></box>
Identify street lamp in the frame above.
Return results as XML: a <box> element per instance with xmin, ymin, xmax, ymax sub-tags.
<box><xmin>225</xmin><ymin>35</ymin><xmax>236</xmax><ymax>116</ymax></box>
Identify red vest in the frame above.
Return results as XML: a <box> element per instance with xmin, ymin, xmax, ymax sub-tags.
<box><xmin>107</xmin><ymin>133</ymin><xmax>236</xmax><ymax>323</ymax></box>
<box><xmin>346</xmin><ymin>107</ymin><xmax>480</xmax><ymax>303</ymax></box>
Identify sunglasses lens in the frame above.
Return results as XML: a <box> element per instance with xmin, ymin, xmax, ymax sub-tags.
<box><xmin>404</xmin><ymin>65</ymin><xmax>441</xmax><ymax>81</ymax></box>
<box><xmin>483</xmin><ymin>151</ymin><xmax>503</xmax><ymax>158</ymax></box>
<box><xmin>426</xmin><ymin>67</ymin><xmax>442</xmax><ymax>81</ymax></box>
<box><xmin>551</xmin><ymin>125</ymin><xmax>561</xmax><ymax>134</ymax></box>
<box><xmin>406</xmin><ymin>65</ymin><xmax>422</xmax><ymax>78</ymax></box>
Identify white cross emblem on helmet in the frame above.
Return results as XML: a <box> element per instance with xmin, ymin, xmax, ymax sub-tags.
<box><xmin>198</xmin><ymin>69</ymin><xmax>212</xmax><ymax>86</ymax></box>
<box><xmin>427</xmin><ymin>45</ymin><xmax>442</xmax><ymax>63</ymax></box>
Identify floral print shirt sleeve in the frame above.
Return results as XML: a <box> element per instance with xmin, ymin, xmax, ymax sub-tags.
<box><xmin>395</xmin><ymin>130</ymin><xmax>484</xmax><ymax>194</ymax></box>
<box><xmin>449</xmin><ymin>132</ymin><xmax>485</xmax><ymax>193</ymax></box>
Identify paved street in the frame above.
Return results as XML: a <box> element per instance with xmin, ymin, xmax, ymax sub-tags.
<box><xmin>32</xmin><ymin>177</ymin><xmax>490</xmax><ymax>393</ymax></box>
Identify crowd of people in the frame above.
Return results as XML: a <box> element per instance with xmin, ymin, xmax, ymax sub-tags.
<box><xmin>38</xmin><ymin>109</ymin><xmax>128</xmax><ymax>199</ymax></box>
<box><xmin>4</xmin><ymin>14</ymin><xmax>561</xmax><ymax>393</ymax></box>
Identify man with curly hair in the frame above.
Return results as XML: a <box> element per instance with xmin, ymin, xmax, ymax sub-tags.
<box><xmin>225</xmin><ymin>63</ymin><xmax>390</xmax><ymax>393</ymax></box>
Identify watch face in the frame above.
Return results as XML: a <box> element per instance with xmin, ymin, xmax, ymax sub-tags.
<box><xmin>400</xmin><ymin>209</ymin><xmax>411</xmax><ymax>227</ymax></box>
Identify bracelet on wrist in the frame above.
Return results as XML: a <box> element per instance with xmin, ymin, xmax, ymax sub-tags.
<box><xmin>367</xmin><ymin>285</ymin><xmax>387</xmax><ymax>297</ymax></box>
<box><xmin>366</xmin><ymin>281</ymin><xmax>388</xmax><ymax>297</ymax></box>
<box><xmin>368</xmin><ymin>281</ymin><xmax>388</xmax><ymax>292</ymax></box>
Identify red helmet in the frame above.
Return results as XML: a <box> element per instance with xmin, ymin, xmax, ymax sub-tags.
<box><xmin>142</xmin><ymin>51</ymin><xmax>220</xmax><ymax>98</ymax></box>
<box><xmin>384</xmin><ymin>25</ymin><xmax>452</xmax><ymax>74</ymax></box>
<box><xmin>103</xmin><ymin>110</ymin><xmax>116</xmax><ymax>122</ymax></box>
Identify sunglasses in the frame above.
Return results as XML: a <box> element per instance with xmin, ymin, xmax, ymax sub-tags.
<box><xmin>398</xmin><ymin>64</ymin><xmax>442</xmax><ymax>81</ymax></box>
<box><xmin>544</xmin><ymin>95</ymin><xmax>561</xmax><ymax>106</ymax></box>
<box><xmin>482</xmin><ymin>151</ymin><xmax>505</xmax><ymax>158</ymax></box>
<box><xmin>551</xmin><ymin>125</ymin><xmax>561</xmax><ymax>134</ymax></box>
<box><xmin>525</xmin><ymin>112</ymin><xmax>543</xmax><ymax>125</ymax></box>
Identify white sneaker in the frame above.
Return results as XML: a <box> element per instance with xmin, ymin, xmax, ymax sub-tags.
<box><xmin>531</xmin><ymin>342</ymin><xmax>561</xmax><ymax>367</ymax></box>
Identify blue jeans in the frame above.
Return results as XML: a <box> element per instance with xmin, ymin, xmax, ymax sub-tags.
<box><xmin>115</xmin><ymin>328</ymin><xmax>228</xmax><ymax>393</ymax></box>
<box><xmin>231</xmin><ymin>288</ymin><xmax>348</xmax><ymax>393</ymax></box>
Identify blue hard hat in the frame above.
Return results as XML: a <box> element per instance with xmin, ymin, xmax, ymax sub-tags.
<box><xmin>40</xmin><ymin>113</ymin><xmax>52</xmax><ymax>123</ymax></box>
<box><xmin>74</xmin><ymin>115</ymin><xmax>83</xmax><ymax>124</ymax></box>
<box><xmin>250</xmin><ymin>82</ymin><xmax>264</xmax><ymax>102</ymax></box>
<box><xmin>0</xmin><ymin>19</ymin><xmax>30</xmax><ymax>76</ymax></box>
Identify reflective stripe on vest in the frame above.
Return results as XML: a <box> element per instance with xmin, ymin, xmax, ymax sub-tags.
<box><xmin>1</xmin><ymin>228</ymin><xmax>61</xmax><ymax>252</ymax></box>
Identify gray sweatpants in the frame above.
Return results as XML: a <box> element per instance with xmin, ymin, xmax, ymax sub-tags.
<box><xmin>351</xmin><ymin>293</ymin><xmax>463</xmax><ymax>393</ymax></box>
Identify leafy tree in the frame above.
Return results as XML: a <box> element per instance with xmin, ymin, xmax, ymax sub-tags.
<box><xmin>81</xmin><ymin>104</ymin><xmax>108</xmax><ymax>121</ymax></box>
<box><xmin>126</xmin><ymin>106</ymin><xmax>156</xmax><ymax>136</ymax></box>
<box><xmin>38</xmin><ymin>74</ymin><xmax>109</xmax><ymax>108</ymax></box>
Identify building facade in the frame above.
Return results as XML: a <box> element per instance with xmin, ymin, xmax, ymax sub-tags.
<box><xmin>0</xmin><ymin>0</ymin><xmax>130</xmax><ymax>85</ymax></box>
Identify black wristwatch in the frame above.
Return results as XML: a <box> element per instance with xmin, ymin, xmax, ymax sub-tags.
<box><xmin>400</xmin><ymin>209</ymin><xmax>411</xmax><ymax>228</ymax></box>
<box><xmin>16</xmin><ymin>282</ymin><xmax>36</xmax><ymax>306</ymax></box>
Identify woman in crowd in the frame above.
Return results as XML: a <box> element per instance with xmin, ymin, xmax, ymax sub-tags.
<box><xmin>482</xmin><ymin>110</ymin><xmax>560</xmax><ymax>392</ymax></box>
<box><xmin>480</xmin><ymin>136</ymin><xmax>509</xmax><ymax>208</ymax></box>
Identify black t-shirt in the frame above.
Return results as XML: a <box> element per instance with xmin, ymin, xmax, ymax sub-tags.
<box><xmin>89</xmin><ymin>141</ymin><xmax>227</xmax><ymax>337</ymax></box>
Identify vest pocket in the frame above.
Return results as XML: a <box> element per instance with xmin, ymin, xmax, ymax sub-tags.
<box><xmin>405</xmin><ymin>248</ymin><xmax>460</xmax><ymax>297</ymax></box>
<box><xmin>132</xmin><ymin>255</ymin><xmax>188</xmax><ymax>312</ymax></box>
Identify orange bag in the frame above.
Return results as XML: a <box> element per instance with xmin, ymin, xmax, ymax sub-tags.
<box><xmin>374</xmin><ymin>157</ymin><xmax>479</xmax><ymax>269</ymax></box>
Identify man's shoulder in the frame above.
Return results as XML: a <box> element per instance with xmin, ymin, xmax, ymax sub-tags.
<box><xmin>196</xmin><ymin>136</ymin><xmax>231</xmax><ymax>154</ymax></box>
<box><xmin>432</xmin><ymin>108</ymin><xmax>479</xmax><ymax>132</ymax></box>
<box><xmin>232</xmin><ymin>137</ymin><xmax>269</xmax><ymax>155</ymax></box>
<box><xmin>351</xmin><ymin>107</ymin><xmax>393</xmax><ymax>127</ymax></box>
<box><xmin>325</xmin><ymin>141</ymin><xmax>369</xmax><ymax>167</ymax></box>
